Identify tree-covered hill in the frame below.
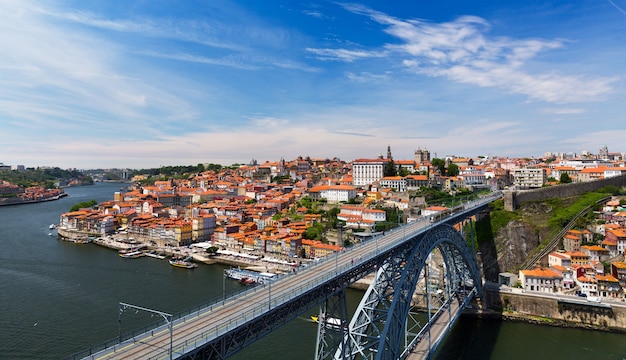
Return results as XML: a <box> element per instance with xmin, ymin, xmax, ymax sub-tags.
<box><xmin>0</xmin><ymin>168</ymin><xmax>93</xmax><ymax>188</ymax></box>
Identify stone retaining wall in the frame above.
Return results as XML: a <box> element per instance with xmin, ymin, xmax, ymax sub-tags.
<box><xmin>482</xmin><ymin>289</ymin><xmax>626</xmax><ymax>332</ymax></box>
<box><xmin>504</xmin><ymin>174</ymin><xmax>626</xmax><ymax>211</ymax></box>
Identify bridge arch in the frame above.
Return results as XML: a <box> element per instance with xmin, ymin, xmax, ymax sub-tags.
<box><xmin>340</xmin><ymin>224</ymin><xmax>481</xmax><ymax>360</ymax></box>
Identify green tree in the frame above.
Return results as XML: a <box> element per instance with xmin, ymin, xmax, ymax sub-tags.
<box><xmin>303</xmin><ymin>222</ymin><xmax>325</xmax><ymax>240</ymax></box>
<box><xmin>431</xmin><ymin>158</ymin><xmax>446</xmax><ymax>175</ymax></box>
<box><xmin>447</xmin><ymin>163</ymin><xmax>460</xmax><ymax>176</ymax></box>
<box><xmin>70</xmin><ymin>200</ymin><xmax>97</xmax><ymax>212</ymax></box>
<box><xmin>384</xmin><ymin>159</ymin><xmax>397</xmax><ymax>177</ymax></box>
<box><xmin>560</xmin><ymin>173</ymin><xmax>572</xmax><ymax>184</ymax></box>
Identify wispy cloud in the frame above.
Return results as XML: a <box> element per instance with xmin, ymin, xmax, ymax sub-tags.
<box><xmin>138</xmin><ymin>50</ymin><xmax>260</xmax><ymax>70</ymax></box>
<box><xmin>542</xmin><ymin>108</ymin><xmax>586</xmax><ymax>115</ymax></box>
<box><xmin>609</xmin><ymin>0</ymin><xmax>626</xmax><ymax>16</ymax></box>
<box><xmin>346</xmin><ymin>71</ymin><xmax>390</xmax><ymax>83</ymax></box>
<box><xmin>303</xmin><ymin>10</ymin><xmax>324</xmax><ymax>19</ymax></box>
<box><xmin>306</xmin><ymin>48</ymin><xmax>387</xmax><ymax>62</ymax></box>
<box><xmin>0</xmin><ymin>1</ymin><xmax>197</xmax><ymax>137</ymax></box>
<box><xmin>330</xmin><ymin>131</ymin><xmax>375</xmax><ymax>137</ymax></box>
<box><xmin>248</xmin><ymin>116</ymin><xmax>290</xmax><ymax>128</ymax></box>
<box><xmin>320</xmin><ymin>4</ymin><xmax>617</xmax><ymax>104</ymax></box>
<box><xmin>564</xmin><ymin>129</ymin><xmax>626</xmax><ymax>151</ymax></box>
<box><xmin>39</xmin><ymin>6</ymin><xmax>247</xmax><ymax>52</ymax></box>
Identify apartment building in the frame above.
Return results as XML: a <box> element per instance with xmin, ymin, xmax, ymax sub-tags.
<box><xmin>513</xmin><ymin>168</ymin><xmax>546</xmax><ymax>189</ymax></box>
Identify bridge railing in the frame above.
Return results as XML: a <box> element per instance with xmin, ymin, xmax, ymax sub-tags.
<box><xmin>74</xmin><ymin>192</ymin><xmax>502</xmax><ymax>359</ymax></box>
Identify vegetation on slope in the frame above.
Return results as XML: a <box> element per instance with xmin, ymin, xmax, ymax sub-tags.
<box><xmin>0</xmin><ymin>168</ymin><xmax>92</xmax><ymax>188</ymax></box>
<box><xmin>476</xmin><ymin>186</ymin><xmax>625</xmax><ymax>273</ymax></box>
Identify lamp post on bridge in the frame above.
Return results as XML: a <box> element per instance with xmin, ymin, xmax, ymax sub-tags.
<box><xmin>268</xmin><ymin>278</ymin><xmax>272</xmax><ymax>311</ymax></box>
<box><xmin>119</xmin><ymin>302</ymin><xmax>173</xmax><ymax>360</ymax></box>
<box><xmin>336</xmin><ymin>223</ymin><xmax>343</xmax><ymax>275</ymax></box>
<box><xmin>223</xmin><ymin>269</ymin><xmax>227</xmax><ymax>303</ymax></box>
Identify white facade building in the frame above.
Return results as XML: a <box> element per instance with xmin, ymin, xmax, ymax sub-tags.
<box><xmin>352</xmin><ymin>159</ymin><xmax>385</xmax><ymax>187</ymax></box>
<box><xmin>320</xmin><ymin>185</ymin><xmax>356</xmax><ymax>202</ymax></box>
<box><xmin>519</xmin><ymin>268</ymin><xmax>562</xmax><ymax>293</ymax></box>
<box><xmin>379</xmin><ymin>176</ymin><xmax>407</xmax><ymax>192</ymax></box>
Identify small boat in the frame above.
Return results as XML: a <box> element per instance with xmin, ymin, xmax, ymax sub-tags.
<box><xmin>48</xmin><ymin>233</ymin><xmax>53</xmax><ymax>236</ymax></box>
<box><xmin>49</xmin><ymin>224</ymin><xmax>57</xmax><ymax>229</ymax></box>
<box><xmin>239</xmin><ymin>277</ymin><xmax>256</xmax><ymax>285</ymax></box>
<box><xmin>311</xmin><ymin>315</ymin><xmax>344</xmax><ymax>329</ymax></box>
<box><xmin>225</xmin><ymin>268</ymin><xmax>276</xmax><ymax>284</ymax></box>
<box><xmin>144</xmin><ymin>250</ymin><xmax>166</xmax><ymax>260</ymax></box>
<box><xmin>169</xmin><ymin>257</ymin><xmax>198</xmax><ymax>269</ymax></box>
<box><xmin>119</xmin><ymin>250</ymin><xmax>144</xmax><ymax>259</ymax></box>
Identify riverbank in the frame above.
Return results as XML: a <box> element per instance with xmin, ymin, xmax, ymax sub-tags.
<box><xmin>0</xmin><ymin>191</ymin><xmax>68</xmax><ymax>206</ymax></box>
<box><xmin>478</xmin><ymin>287</ymin><xmax>626</xmax><ymax>333</ymax></box>
<box><xmin>57</xmin><ymin>227</ymin><xmax>306</xmax><ymax>274</ymax></box>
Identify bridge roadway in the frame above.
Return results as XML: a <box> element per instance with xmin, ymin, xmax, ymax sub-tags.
<box><xmin>407</xmin><ymin>299</ymin><xmax>460</xmax><ymax>359</ymax></box>
<box><xmin>85</xmin><ymin>192</ymin><xmax>501</xmax><ymax>360</ymax></box>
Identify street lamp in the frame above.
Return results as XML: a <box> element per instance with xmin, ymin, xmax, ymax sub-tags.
<box><xmin>268</xmin><ymin>279</ymin><xmax>272</xmax><ymax>311</ymax></box>
<box><xmin>223</xmin><ymin>269</ymin><xmax>227</xmax><ymax>303</ymax></box>
<box><xmin>119</xmin><ymin>302</ymin><xmax>173</xmax><ymax>360</ymax></box>
<box><xmin>336</xmin><ymin>224</ymin><xmax>342</xmax><ymax>275</ymax></box>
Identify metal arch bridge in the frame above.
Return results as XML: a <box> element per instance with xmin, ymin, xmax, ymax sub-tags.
<box><xmin>76</xmin><ymin>192</ymin><xmax>502</xmax><ymax>360</ymax></box>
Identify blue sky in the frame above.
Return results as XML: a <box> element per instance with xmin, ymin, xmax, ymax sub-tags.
<box><xmin>1</xmin><ymin>0</ymin><xmax>625</xmax><ymax>169</ymax></box>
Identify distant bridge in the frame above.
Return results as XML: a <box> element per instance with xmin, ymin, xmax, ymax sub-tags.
<box><xmin>73</xmin><ymin>192</ymin><xmax>502</xmax><ymax>360</ymax></box>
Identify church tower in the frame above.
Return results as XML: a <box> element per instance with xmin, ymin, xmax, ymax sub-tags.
<box><xmin>414</xmin><ymin>147</ymin><xmax>431</xmax><ymax>163</ymax></box>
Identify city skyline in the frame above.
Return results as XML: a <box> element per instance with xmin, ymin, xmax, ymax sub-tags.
<box><xmin>1</xmin><ymin>0</ymin><xmax>625</xmax><ymax>169</ymax></box>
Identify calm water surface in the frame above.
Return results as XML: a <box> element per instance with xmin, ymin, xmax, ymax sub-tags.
<box><xmin>1</xmin><ymin>182</ymin><xmax>624</xmax><ymax>359</ymax></box>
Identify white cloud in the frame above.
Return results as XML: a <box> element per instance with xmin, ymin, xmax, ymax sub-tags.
<box><xmin>325</xmin><ymin>4</ymin><xmax>617</xmax><ymax>104</ymax></box>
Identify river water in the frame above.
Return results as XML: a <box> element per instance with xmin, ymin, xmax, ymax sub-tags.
<box><xmin>0</xmin><ymin>182</ymin><xmax>624</xmax><ymax>359</ymax></box>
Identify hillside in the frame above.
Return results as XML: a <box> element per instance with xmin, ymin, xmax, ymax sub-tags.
<box><xmin>476</xmin><ymin>189</ymin><xmax>620</xmax><ymax>282</ymax></box>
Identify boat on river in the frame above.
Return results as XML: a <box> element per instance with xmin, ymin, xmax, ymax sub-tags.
<box><xmin>119</xmin><ymin>250</ymin><xmax>144</xmax><ymax>259</ymax></box>
<box><xmin>225</xmin><ymin>268</ymin><xmax>276</xmax><ymax>284</ymax></box>
<box><xmin>311</xmin><ymin>314</ymin><xmax>345</xmax><ymax>329</ymax></box>
<box><xmin>169</xmin><ymin>256</ymin><xmax>198</xmax><ymax>269</ymax></box>
<box><xmin>143</xmin><ymin>250</ymin><xmax>166</xmax><ymax>260</ymax></box>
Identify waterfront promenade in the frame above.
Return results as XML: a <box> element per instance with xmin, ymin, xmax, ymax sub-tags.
<box><xmin>58</xmin><ymin>227</ymin><xmax>306</xmax><ymax>274</ymax></box>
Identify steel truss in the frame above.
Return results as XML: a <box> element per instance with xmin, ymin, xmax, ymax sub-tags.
<box><xmin>316</xmin><ymin>224</ymin><xmax>481</xmax><ymax>360</ymax></box>
<box><xmin>181</xmin><ymin>261</ymin><xmax>378</xmax><ymax>360</ymax></box>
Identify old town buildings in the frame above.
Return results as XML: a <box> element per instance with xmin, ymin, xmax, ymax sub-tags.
<box><xmin>55</xmin><ymin>146</ymin><xmax>626</xmax><ymax>270</ymax></box>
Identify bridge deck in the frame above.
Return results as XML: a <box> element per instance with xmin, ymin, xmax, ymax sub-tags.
<box><xmin>407</xmin><ymin>300</ymin><xmax>460</xmax><ymax>359</ymax></box>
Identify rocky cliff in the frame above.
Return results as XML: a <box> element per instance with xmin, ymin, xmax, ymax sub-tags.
<box><xmin>479</xmin><ymin>201</ymin><xmax>555</xmax><ymax>282</ymax></box>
